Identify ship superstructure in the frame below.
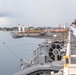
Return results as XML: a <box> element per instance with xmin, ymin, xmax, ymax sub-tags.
<box><xmin>11</xmin><ymin>21</ymin><xmax>76</xmax><ymax>75</ymax></box>
<box><xmin>12</xmin><ymin>30</ymin><xmax>68</xmax><ymax>75</ymax></box>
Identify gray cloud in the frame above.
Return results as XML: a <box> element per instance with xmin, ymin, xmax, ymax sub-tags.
<box><xmin>0</xmin><ymin>12</ymin><xmax>14</xmax><ymax>18</ymax></box>
<box><xmin>0</xmin><ymin>0</ymin><xmax>76</xmax><ymax>27</ymax></box>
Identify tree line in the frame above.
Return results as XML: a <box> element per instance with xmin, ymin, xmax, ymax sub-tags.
<box><xmin>0</xmin><ymin>27</ymin><xmax>18</xmax><ymax>31</ymax></box>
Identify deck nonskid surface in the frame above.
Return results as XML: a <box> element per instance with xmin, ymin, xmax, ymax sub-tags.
<box><xmin>71</xmin><ymin>34</ymin><xmax>76</xmax><ymax>64</ymax></box>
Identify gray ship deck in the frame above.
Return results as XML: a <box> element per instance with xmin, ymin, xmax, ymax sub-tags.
<box><xmin>12</xmin><ymin>31</ymin><xmax>76</xmax><ymax>75</ymax></box>
<box><xmin>50</xmin><ymin>32</ymin><xmax>76</xmax><ymax>75</ymax></box>
<box><xmin>71</xmin><ymin>33</ymin><xmax>76</xmax><ymax>64</ymax></box>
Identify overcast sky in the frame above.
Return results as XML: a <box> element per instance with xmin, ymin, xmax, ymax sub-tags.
<box><xmin>0</xmin><ymin>0</ymin><xmax>76</xmax><ymax>27</ymax></box>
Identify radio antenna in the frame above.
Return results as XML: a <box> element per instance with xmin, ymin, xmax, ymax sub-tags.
<box><xmin>65</xmin><ymin>13</ymin><xmax>68</xmax><ymax>28</ymax></box>
<box><xmin>3</xmin><ymin>42</ymin><xmax>21</xmax><ymax>60</ymax></box>
<box><xmin>3</xmin><ymin>42</ymin><xmax>28</xmax><ymax>69</ymax></box>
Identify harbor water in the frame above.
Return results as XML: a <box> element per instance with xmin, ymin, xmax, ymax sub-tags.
<box><xmin>0</xmin><ymin>32</ymin><xmax>44</xmax><ymax>75</ymax></box>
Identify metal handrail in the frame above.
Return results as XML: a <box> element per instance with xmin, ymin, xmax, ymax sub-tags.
<box><xmin>63</xmin><ymin>29</ymin><xmax>71</xmax><ymax>75</ymax></box>
<box><xmin>23</xmin><ymin>51</ymin><xmax>42</xmax><ymax>69</ymax></box>
<box><xmin>66</xmin><ymin>29</ymin><xmax>71</xmax><ymax>64</ymax></box>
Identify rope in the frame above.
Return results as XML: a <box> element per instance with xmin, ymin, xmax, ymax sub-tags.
<box><xmin>3</xmin><ymin>42</ymin><xmax>21</xmax><ymax>60</ymax></box>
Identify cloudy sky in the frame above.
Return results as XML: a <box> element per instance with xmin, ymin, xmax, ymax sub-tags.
<box><xmin>0</xmin><ymin>0</ymin><xmax>76</xmax><ymax>27</ymax></box>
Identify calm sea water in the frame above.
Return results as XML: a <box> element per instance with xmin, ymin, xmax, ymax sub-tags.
<box><xmin>0</xmin><ymin>32</ymin><xmax>44</xmax><ymax>75</ymax></box>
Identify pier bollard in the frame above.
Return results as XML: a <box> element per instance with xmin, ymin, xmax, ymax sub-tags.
<box><xmin>50</xmin><ymin>71</ymin><xmax>54</xmax><ymax>75</ymax></box>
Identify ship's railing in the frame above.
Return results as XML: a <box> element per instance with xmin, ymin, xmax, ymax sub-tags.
<box><xmin>52</xmin><ymin>30</ymin><xmax>71</xmax><ymax>75</ymax></box>
<box><xmin>66</xmin><ymin>29</ymin><xmax>71</xmax><ymax>64</ymax></box>
<box><xmin>17</xmin><ymin>29</ymin><xmax>69</xmax><ymax>33</ymax></box>
<box><xmin>63</xmin><ymin>29</ymin><xmax>71</xmax><ymax>75</ymax></box>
